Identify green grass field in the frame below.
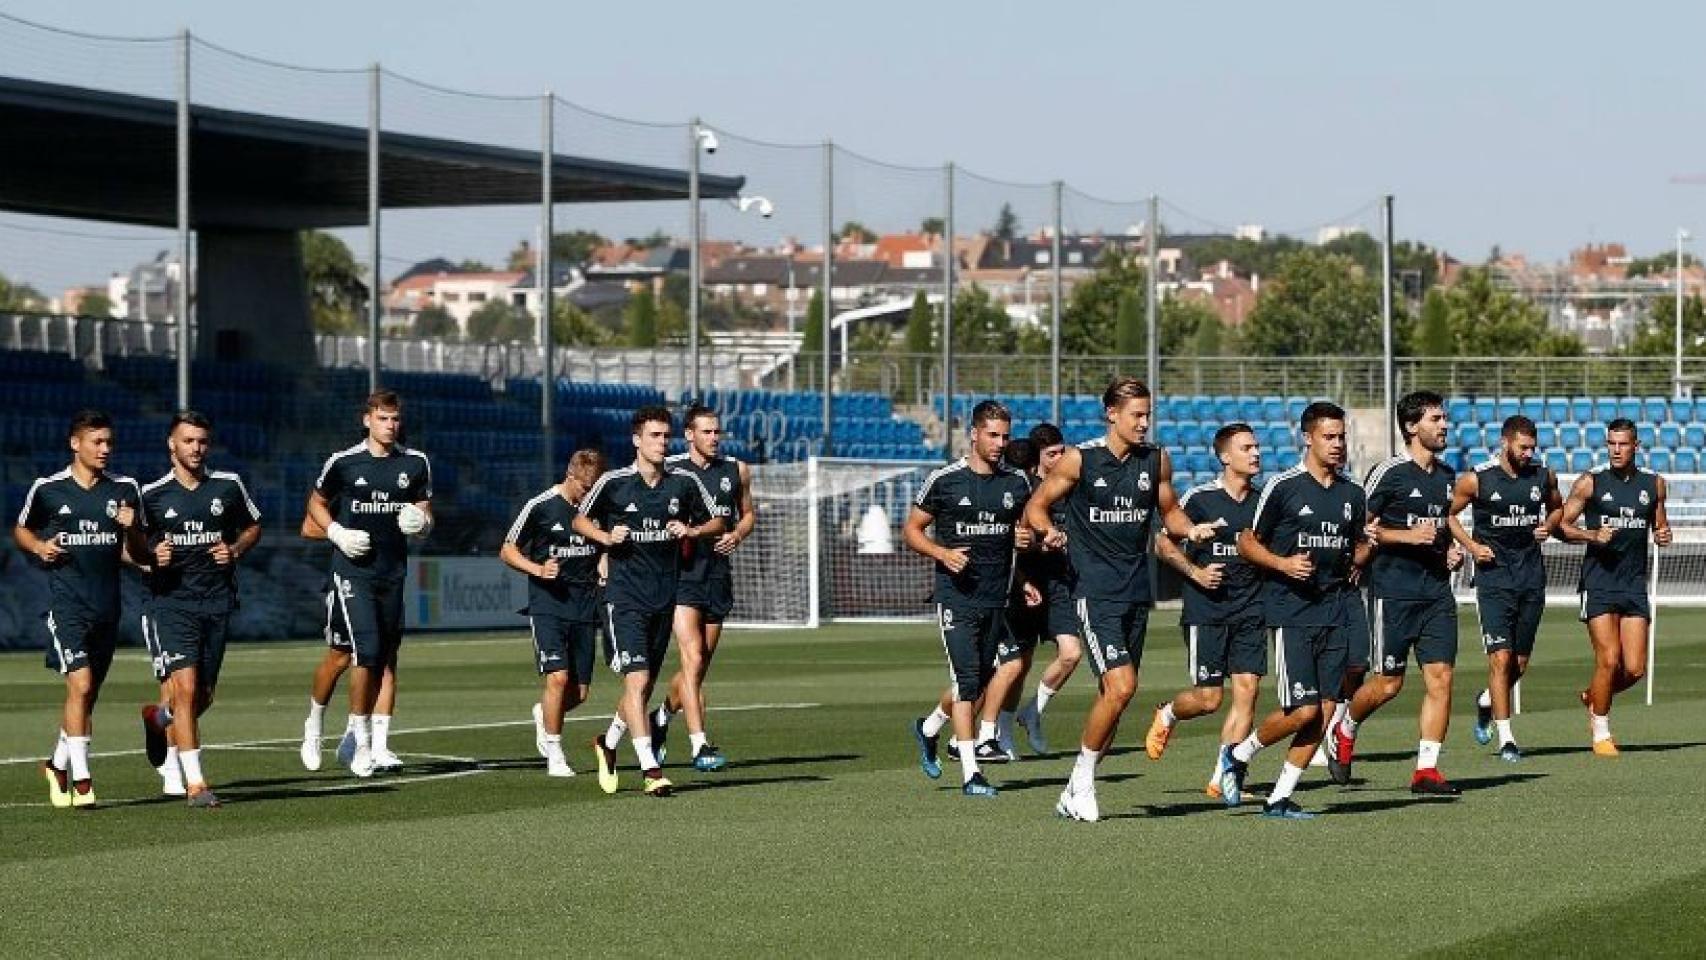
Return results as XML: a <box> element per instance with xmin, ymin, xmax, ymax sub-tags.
<box><xmin>3</xmin><ymin>608</ymin><xmax>1705</xmax><ymax>958</ymax></box>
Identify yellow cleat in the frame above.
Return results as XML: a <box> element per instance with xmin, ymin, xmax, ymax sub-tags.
<box><xmin>1144</xmin><ymin>706</ymin><xmax>1172</xmax><ymax>761</ymax></box>
<box><xmin>1592</xmin><ymin>738</ymin><xmax>1620</xmax><ymax>757</ymax></box>
<box><xmin>43</xmin><ymin>762</ymin><xmax>71</xmax><ymax>809</ymax></box>
<box><xmin>70</xmin><ymin>778</ymin><xmax>96</xmax><ymax>809</ymax></box>
<box><xmin>591</xmin><ymin>737</ymin><xmax>619</xmax><ymax>795</ymax></box>
<box><xmin>643</xmin><ymin>773</ymin><xmax>674</xmax><ymax>798</ymax></box>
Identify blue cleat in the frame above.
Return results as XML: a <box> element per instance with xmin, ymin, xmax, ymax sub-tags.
<box><xmin>336</xmin><ymin>730</ymin><xmax>356</xmax><ymax>768</ymax></box>
<box><xmin>650</xmin><ymin>709</ymin><xmax>671</xmax><ymax>767</ymax></box>
<box><xmin>1499</xmin><ymin>742</ymin><xmax>1522</xmax><ymax>763</ymax></box>
<box><xmin>1261</xmin><ymin>797</ymin><xmax>1316</xmax><ymax>820</ymax></box>
<box><xmin>1473</xmin><ymin>694</ymin><xmax>1493</xmax><ymax>747</ymax></box>
<box><xmin>913</xmin><ymin>718</ymin><xmax>942</xmax><ymax>780</ymax></box>
<box><xmin>691</xmin><ymin>743</ymin><xmax>728</xmax><ymax>772</ymax></box>
<box><xmin>1217</xmin><ymin>746</ymin><xmax>1246</xmax><ymax>807</ymax></box>
<box><xmin>962</xmin><ymin>772</ymin><xmax>998</xmax><ymax>797</ymax></box>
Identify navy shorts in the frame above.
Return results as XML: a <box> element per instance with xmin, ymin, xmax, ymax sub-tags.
<box><xmin>677</xmin><ymin>576</ymin><xmax>735</xmax><ymax>623</ymax></box>
<box><xmin>1579</xmin><ymin>591</ymin><xmax>1651</xmax><ymax>623</ymax></box>
<box><xmin>1370</xmin><ymin>595</ymin><xmax>1458</xmax><ymax>675</ymax></box>
<box><xmin>1477</xmin><ymin>588</ymin><xmax>1545</xmax><ymax>656</ymax></box>
<box><xmin>1075</xmin><ymin>598</ymin><xmax>1150</xmax><ymax>677</ymax></box>
<box><xmin>530</xmin><ymin>614</ymin><xmax>598</xmax><ymax>681</ymax></box>
<box><xmin>937</xmin><ymin>603</ymin><xmax>1004</xmax><ymax>701</ymax></box>
<box><xmin>326</xmin><ymin>573</ymin><xmax>405</xmax><ymax>668</ymax></box>
<box><xmin>1183</xmin><ymin>614</ymin><xmax>1267</xmax><ymax>686</ymax></box>
<box><xmin>42</xmin><ymin>608</ymin><xmax>118</xmax><ymax>683</ymax></box>
<box><xmin>141</xmin><ymin>605</ymin><xmax>230</xmax><ymax>689</ymax></box>
<box><xmin>602</xmin><ymin>603</ymin><xmax>672</xmax><ymax>675</ymax></box>
<box><xmin>1272</xmin><ymin>624</ymin><xmax>1349</xmax><ymax>711</ymax></box>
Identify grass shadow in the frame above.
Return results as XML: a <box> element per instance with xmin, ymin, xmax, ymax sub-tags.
<box><xmin>670</xmin><ymin>774</ymin><xmax>828</xmax><ymax>794</ymax></box>
<box><xmin>991</xmin><ymin>772</ymin><xmax>1140</xmax><ymax>793</ymax></box>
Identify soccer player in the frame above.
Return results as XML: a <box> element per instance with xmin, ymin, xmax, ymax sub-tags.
<box><xmin>1558</xmin><ymin>418</ymin><xmax>1670</xmax><ymax>755</ymax></box>
<box><xmin>1013</xmin><ymin>424</ymin><xmax>1083</xmax><ymax>756</ymax></box>
<box><xmin>134</xmin><ymin>412</ymin><xmax>262</xmax><ymax>807</ymax></box>
<box><xmin>1328</xmin><ymin>390</ymin><xmax>1465</xmax><ymax>795</ymax></box>
<box><xmin>906</xmin><ymin>400</ymin><xmax>1033</xmax><ymax>797</ymax></box>
<box><xmin>299</xmin><ymin>391</ymin><xmax>433</xmax><ymax>778</ymax></box>
<box><xmin>1217</xmin><ymin>401</ymin><xmax>1370</xmax><ymax>819</ymax></box>
<box><xmin>503</xmin><ymin>448</ymin><xmax>607</xmax><ymax>778</ymax></box>
<box><xmin>1145</xmin><ymin>423</ymin><xmax>1266</xmax><ymax>799</ymax></box>
<box><xmin>1026</xmin><ymin>378</ymin><xmax>1212</xmax><ymax>822</ymax></box>
<box><xmin>15</xmin><ymin>410</ymin><xmax>141</xmax><ymax>808</ymax></box>
<box><xmin>576</xmin><ymin>406</ymin><xmax>724</xmax><ymax>798</ymax></box>
<box><xmin>1447</xmin><ymin>416</ymin><xmax>1561</xmax><ymax>760</ymax></box>
<box><xmin>652</xmin><ymin>405</ymin><xmax>756</xmax><ymax>772</ymax></box>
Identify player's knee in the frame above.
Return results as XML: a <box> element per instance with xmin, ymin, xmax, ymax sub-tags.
<box><xmin>1101</xmin><ymin>670</ymin><xmax>1136</xmax><ymax>703</ymax></box>
<box><xmin>543</xmin><ymin>670</ymin><xmax>569</xmax><ymax>693</ymax></box>
<box><xmin>64</xmin><ymin>670</ymin><xmax>94</xmax><ymax>699</ymax></box>
<box><xmin>1200</xmin><ymin>687</ymin><xmax>1224</xmax><ymax>712</ymax></box>
<box><xmin>1488</xmin><ymin>649</ymin><xmax>1513</xmax><ymax>671</ymax></box>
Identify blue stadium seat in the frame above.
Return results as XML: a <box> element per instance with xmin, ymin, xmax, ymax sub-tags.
<box><xmin>1456</xmin><ymin>425</ymin><xmax>1483</xmax><ymax>450</ymax></box>
<box><xmin>1446</xmin><ymin>398</ymin><xmax>1471</xmax><ymax>423</ymax></box>
<box><xmin>1569</xmin><ymin>397</ymin><xmax>1595</xmax><ymax>423</ymax></box>
<box><xmin>1544</xmin><ymin>449</ymin><xmax>1569</xmax><ymax>473</ymax></box>
<box><xmin>1687</xmin><ymin>425</ymin><xmax>1706</xmax><ymax>450</ymax></box>
<box><xmin>1676</xmin><ymin>450</ymin><xmax>1700</xmax><ymax>473</ymax></box>
<box><xmin>1537</xmin><ymin>424</ymin><xmax>1557</xmax><ymax>449</ymax></box>
<box><xmin>1646</xmin><ymin>397</ymin><xmax>1672</xmax><ymax>423</ymax></box>
<box><xmin>1520</xmin><ymin>396</ymin><xmax>1547</xmax><ymax>421</ymax></box>
<box><xmin>1495</xmin><ymin>399</ymin><xmax>1520</xmax><ymax>421</ymax></box>
<box><xmin>1638</xmin><ymin>423</ymin><xmax>1657</xmax><ymax>448</ymax></box>
<box><xmin>1660</xmin><ymin>423</ymin><xmax>1682</xmax><ymax>449</ymax></box>
<box><xmin>1569</xmin><ymin>449</ymin><xmax>1593</xmax><ymax>472</ymax></box>
<box><xmin>1650</xmin><ymin>449</ymin><xmax>1675</xmax><ymax>473</ymax></box>
<box><xmin>1543</xmin><ymin>398</ymin><xmax>1570</xmax><ymax>423</ymax></box>
<box><xmin>1558</xmin><ymin>424</ymin><xmax>1583</xmax><ymax>449</ymax></box>
<box><xmin>1619</xmin><ymin>397</ymin><xmax>1644</xmax><ymax>422</ymax></box>
<box><xmin>1585</xmin><ymin>424</ymin><xmax>1607</xmax><ymax>448</ymax></box>
<box><xmin>1472</xmin><ymin>399</ymin><xmax>1495</xmax><ymax>423</ymax></box>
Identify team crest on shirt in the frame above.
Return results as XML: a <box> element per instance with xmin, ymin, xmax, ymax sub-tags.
<box><xmin>669</xmin><ymin>497</ymin><xmax>680</xmax><ymax>515</ymax></box>
<box><xmin>210</xmin><ymin>497</ymin><xmax>224</xmax><ymax>517</ymax></box>
<box><xmin>941</xmin><ymin>607</ymin><xmax>954</xmax><ymax>629</ymax></box>
<box><xmin>1640</xmin><ymin>490</ymin><xmax>1650</xmax><ymax>506</ymax></box>
<box><xmin>1138</xmin><ymin>471</ymin><xmax>1152</xmax><ymax>492</ymax></box>
<box><xmin>1002</xmin><ymin>491</ymin><xmax>1014</xmax><ymax>509</ymax></box>
<box><xmin>720</xmin><ymin>476</ymin><xmax>732</xmax><ymax>493</ymax></box>
<box><xmin>1530</xmin><ymin>485</ymin><xmax>1541</xmax><ymax>502</ymax></box>
<box><xmin>398</xmin><ymin>472</ymin><xmax>411</xmax><ymax>490</ymax></box>
<box><xmin>105</xmin><ymin>499</ymin><xmax>117</xmax><ymax>518</ymax></box>
<box><xmin>1384</xmin><ymin>655</ymin><xmax>1398</xmax><ymax>671</ymax></box>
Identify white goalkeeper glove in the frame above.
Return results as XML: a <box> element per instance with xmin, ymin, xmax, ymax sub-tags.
<box><xmin>398</xmin><ymin>503</ymin><xmax>432</xmax><ymax>537</ymax></box>
<box><xmin>326</xmin><ymin>522</ymin><xmax>371</xmax><ymax>559</ymax></box>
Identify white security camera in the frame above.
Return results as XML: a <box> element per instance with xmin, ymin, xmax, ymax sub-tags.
<box><xmin>739</xmin><ymin>196</ymin><xmax>775</xmax><ymax>219</ymax></box>
<box><xmin>696</xmin><ymin>127</ymin><xmax>719</xmax><ymax>154</ymax></box>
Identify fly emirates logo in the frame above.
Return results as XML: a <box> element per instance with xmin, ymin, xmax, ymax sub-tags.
<box><xmin>57</xmin><ymin>519</ymin><xmax>118</xmax><ymax>548</ymax></box>
<box><xmin>1297</xmin><ymin>520</ymin><xmax>1348</xmax><ymax>551</ymax></box>
<box><xmin>1089</xmin><ymin>495</ymin><xmax>1149</xmax><ymax>526</ymax></box>
<box><xmin>954</xmin><ymin>510</ymin><xmax>1012</xmax><ymax>538</ymax></box>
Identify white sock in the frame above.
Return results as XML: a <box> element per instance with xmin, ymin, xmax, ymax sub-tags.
<box><xmin>1496</xmin><ymin>719</ymin><xmax>1515</xmax><ymax>746</ymax></box>
<box><xmin>603</xmin><ymin>717</ymin><xmax>627</xmax><ymax>750</ymax></box>
<box><xmin>1036</xmin><ymin>682</ymin><xmax>1059</xmax><ymax>713</ymax></box>
<box><xmin>180</xmin><ymin>748</ymin><xmax>205</xmax><ymax>786</ymax></box>
<box><xmin>344</xmin><ymin>715</ymin><xmax>357</xmax><ymax>734</ymax></box>
<box><xmin>349</xmin><ymin>714</ymin><xmax>371</xmax><ymax>750</ymax></box>
<box><xmin>67</xmin><ymin>735</ymin><xmax>91</xmax><ymax>780</ymax></box>
<box><xmin>307</xmin><ymin>698</ymin><xmax>326</xmax><ymax>726</ymax></box>
<box><xmin>1417</xmin><ymin>739</ymin><xmax>1442</xmax><ymax>770</ymax></box>
<box><xmin>51</xmin><ymin>729</ymin><xmax>70</xmax><ymax>770</ymax></box>
<box><xmin>920</xmin><ymin>706</ymin><xmax>949</xmax><ymax>738</ymax></box>
<box><xmin>1269</xmin><ymin>761</ymin><xmax>1305</xmax><ymax>803</ymax></box>
<box><xmin>978</xmin><ymin>720</ymin><xmax>998</xmax><ymax>743</ymax></box>
<box><xmin>1329</xmin><ymin>700</ymin><xmax>1348</xmax><ymax>734</ymax></box>
<box><xmin>1070</xmin><ymin>745</ymin><xmax>1100</xmax><ymax>791</ymax></box>
<box><xmin>1158</xmin><ymin>702</ymin><xmax>1177</xmax><ymax>728</ymax></box>
<box><xmin>1476</xmin><ymin>689</ymin><xmax>1492</xmax><ymax>709</ymax></box>
<box><xmin>163</xmin><ymin>744</ymin><xmax>180</xmax><ymax>772</ymax></box>
<box><xmin>1231</xmin><ymin>732</ymin><xmax>1265</xmax><ymax>764</ymax></box>
<box><xmin>371</xmin><ymin>714</ymin><xmax>392</xmax><ymax>754</ymax></box>
<box><xmin>632</xmin><ymin>736</ymin><xmax>659</xmax><ymax>771</ymax></box>
<box><xmin>544</xmin><ymin>734</ymin><xmax>564</xmax><ymax>759</ymax></box>
<box><xmin>1590</xmin><ymin>712</ymin><xmax>1612</xmax><ymax>742</ymax></box>
<box><xmin>688</xmin><ymin>731</ymin><xmax>709</xmax><ymax>755</ymax></box>
<box><xmin>957</xmin><ymin>740</ymin><xmax>981</xmax><ymax>783</ymax></box>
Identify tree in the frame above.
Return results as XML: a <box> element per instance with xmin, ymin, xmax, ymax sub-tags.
<box><xmin>465</xmin><ymin>300</ymin><xmax>533</xmax><ymax>343</ymax></box>
<box><xmin>1445</xmin><ymin>267</ymin><xmax>1569</xmax><ymax>356</ymax></box>
<box><xmin>1624</xmin><ymin>294</ymin><xmax>1706</xmax><ymax>357</ymax></box>
<box><xmin>625</xmin><ymin>287</ymin><xmax>658</xmax><ymax>347</ymax></box>
<box><xmin>551</xmin><ymin>301</ymin><xmax>609</xmax><ymax>347</ymax></box>
<box><xmin>800</xmin><ymin>288</ymin><xmax>825</xmax><ymax>357</ymax></box>
<box><xmin>77</xmin><ymin>291</ymin><xmax>113</xmax><ymax>318</ymax></box>
<box><xmin>456</xmin><ymin>259</ymin><xmax>493</xmax><ymax>273</ymax></box>
<box><xmin>839</xmin><ymin>221</ymin><xmax>876</xmax><ymax>243</ymax></box>
<box><xmin>903</xmin><ymin>289</ymin><xmax>933</xmax><ymax>354</ymax></box>
<box><xmin>919</xmin><ymin>217</ymin><xmax>945</xmax><ymax>236</ymax></box>
<box><xmin>1157</xmin><ymin>298</ymin><xmax>1216</xmax><ymax>356</ymax></box>
<box><xmin>1114</xmin><ymin>290</ymin><xmax>1143</xmax><ymax>355</ymax></box>
<box><xmin>626</xmin><ymin>229</ymin><xmax>671</xmax><ymax>250</ymax></box>
<box><xmin>992</xmin><ymin>203</ymin><xmax>1020</xmax><ymax>243</ymax></box>
<box><xmin>1059</xmin><ymin>248</ymin><xmax>1144</xmax><ymax>354</ymax></box>
<box><xmin>301</xmin><ymin>230</ymin><xmax>365</xmax><ymax>335</ymax></box>
<box><xmin>950</xmin><ymin>284</ymin><xmax>1015</xmax><ymax>354</ymax></box>
<box><xmin>1192</xmin><ymin>311</ymin><xmax>1224</xmax><ymax>355</ymax></box>
<box><xmin>413</xmin><ymin>304</ymin><xmax>459</xmax><ymax>340</ymax></box>
<box><xmin>1416</xmin><ymin>288</ymin><xmax>1453</xmax><ymax>357</ymax></box>
<box><xmin>1626</xmin><ymin>252</ymin><xmax>1698</xmax><ymax>279</ymax></box>
<box><xmin>851</xmin><ymin>321</ymin><xmax>893</xmax><ymax>355</ymax></box>
<box><xmin>1242</xmin><ymin>249</ymin><xmax>1382</xmax><ymax>356</ymax></box>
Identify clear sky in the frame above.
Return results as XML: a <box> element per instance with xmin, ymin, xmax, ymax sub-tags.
<box><xmin>5</xmin><ymin>0</ymin><xmax>1706</xmax><ymax>294</ymax></box>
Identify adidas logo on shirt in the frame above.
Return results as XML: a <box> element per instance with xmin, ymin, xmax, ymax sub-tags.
<box><xmin>58</xmin><ymin>504</ymin><xmax>72</xmax><ymax>515</ymax></box>
<box><xmin>354</xmin><ymin>477</ymin><xmax>369</xmax><ymax>487</ymax></box>
<box><xmin>1601</xmin><ymin>492</ymin><xmax>1614</xmax><ymax>501</ymax></box>
<box><xmin>1299</xmin><ymin>505</ymin><xmax>1314</xmax><ymax>516</ymax></box>
<box><xmin>1490</xmin><ymin>492</ymin><xmax>1502</xmax><ymax>501</ymax></box>
<box><xmin>1093</xmin><ymin>478</ymin><xmax>1108</xmax><ymax>488</ymax></box>
<box><xmin>551</xmin><ymin>523</ymin><xmax>565</xmax><ymax>532</ymax></box>
<box><xmin>958</xmin><ymin>497</ymin><xmax>973</xmax><ymax>506</ymax></box>
<box><xmin>625</xmin><ymin>503</ymin><xmax>639</xmax><ymax>512</ymax></box>
<box><xmin>1409</xmin><ymin>488</ymin><xmax>1423</xmax><ymax>498</ymax></box>
<box><xmin>165</xmin><ymin>508</ymin><xmax>179</xmax><ymax>518</ymax></box>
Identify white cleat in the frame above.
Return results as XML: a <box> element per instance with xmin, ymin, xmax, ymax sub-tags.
<box><xmin>371</xmin><ymin>748</ymin><xmax>404</xmax><ymax>771</ymax></box>
<box><xmin>301</xmin><ymin>721</ymin><xmax>323</xmax><ymax>771</ymax></box>
<box><xmin>159</xmin><ymin>763</ymin><xmax>187</xmax><ymax>798</ymax></box>
<box><xmin>546</xmin><ymin>754</ymin><xmax>575</xmax><ymax>778</ymax></box>
<box><xmin>1055</xmin><ymin>782</ymin><xmax>1101</xmax><ymax>823</ymax></box>
<box><xmin>349</xmin><ymin>746</ymin><xmax>376</xmax><ymax>778</ymax></box>
<box><xmin>532</xmin><ymin>703</ymin><xmax>548</xmax><ymax>758</ymax></box>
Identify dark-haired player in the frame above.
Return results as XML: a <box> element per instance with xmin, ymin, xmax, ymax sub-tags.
<box><xmin>135</xmin><ymin>411</ymin><xmax>262</xmax><ymax>807</ymax></box>
<box><xmin>1146</xmin><ymin>423</ymin><xmax>1265</xmax><ymax>798</ymax></box>
<box><xmin>15</xmin><ymin>410</ymin><xmax>141</xmax><ymax>808</ymax></box>
<box><xmin>1026</xmin><ymin>378</ymin><xmax>1213</xmax><ymax>822</ymax></box>
<box><xmin>1329</xmin><ymin>390</ymin><xmax>1465</xmax><ymax>795</ymax></box>
<box><xmin>1559</xmin><ymin>418</ymin><xmax>1669</xmax><ymax>755</ymax></box>
<box><xmin>1219</xmin><ymin>401</ymin><xmax>1371</xmax><ymax>819</ymax></box>
<box><xmin>1447</xmin><ymin>416</ymin><xmax>1561</xmax><ymax>760</ymax></box>
<box><xmin>1013</xmin><ymin>423</ymin><xmax>1083</xmax><ymax>756</ymax></box>
<box><xmin>907</xmin><ymin>400</ymin><xmax>1032</xmax><ymax>797</ymax></box>
<box><xmin>652</xmin><ymin>404</ymin><xmax>755</xmax><ymax>772</ymax></box>
<box><xmin>576</xmin><ymin>406</ymin><xmax>723</xmax><ymax>798</ymax></box>
<box><xmin>503</xmin><ymin>448</ymin><xmax>607</xmax><ymax>778</ymax></box>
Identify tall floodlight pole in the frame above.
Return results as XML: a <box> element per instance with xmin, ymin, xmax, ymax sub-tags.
<box><xmin>540</xmin><ymin>94</ymin><xmax>555</xmax><ymax>478</ymax></box>
<box><xmin>1676</xmin><ymin>228</ymin><xmax>1691</xmax><ymax>399</ymax></box>
<box><xmin>1382</xmin><ymin>194</ymin><xmax>1395</xmax><ymax>455</ymax></box>
<box><xmin>1051</xmin><ymin>180</ymin><xmax>1064</xmax><ymax>424</ymax></box>
<box><xmin>1145</xmin><ymin>194</ymin><xmax>1159</xmax><ymax>391</ymax></box>
<box><xmin>942</xmin><ymin>162</ymin><xmax>955</xmax><ymax>440</ymax></box>
<box><xmin>175</xmin><ymin>30</ymin><xmax>191</xmax><ymax>410</ymax></box>
<box><xmin>367</xmin><ymin>63</ymin><xmax>382</xmax><ymax>392</ymax></box>
<box><xmin>821</xmin><ymin>141</ymin><xmax>834</xmax><ymax>453</ymax></box>
<box><xmin>688</xmin><ymin>118</ymin><xmax>703</xmax><ymax>401</ymax></box>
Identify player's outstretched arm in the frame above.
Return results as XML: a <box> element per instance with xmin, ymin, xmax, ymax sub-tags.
<box><xmin>1155</xmin><ymin>529</ymin><xmax>1221</xmax><ymax>590</ymax></box>
<box><xmin>1156</xmin><ymin>449</ymin><xmax>1211</xmax><ymax>542</ymax></box>
<box><xmin>1024</xmin><ymin>446</ymin><xmax>1079</xmax><ymax>547</ymax></box>
<box><xmin>728</xmin><ymin>461</ymin><xmax>757</xmax><ymax>547</ymax></box>
<box><xmin>1557</xmin><ymin>473</ymin><xmax>1602</xmax><ymax>544</ymax></box>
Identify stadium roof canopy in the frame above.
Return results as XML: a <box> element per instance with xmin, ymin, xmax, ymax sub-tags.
<box><xmin>0</xmin><ymin>76</ymin><xmax>744</xmax><ymax>230</ymax></box>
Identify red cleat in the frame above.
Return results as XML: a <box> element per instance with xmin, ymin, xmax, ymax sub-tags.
<box><xmin>1326</xmin><ymin>724</ymin><xmax>1355</xmax><ymax>785</ymax></box>
<box><xmin>1409</xmin><ymin>767</ymin><xmax>1461</xmax><ymax>796</ymax></box>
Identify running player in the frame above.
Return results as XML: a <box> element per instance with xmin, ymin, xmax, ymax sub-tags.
<box><xmin>1218</xmin><ymin>401</ymin><xmax>1370</xmax><ymax>819</ymax></box>
<box><xmin>135</xmin><ymin>412</ymin><xmax>262</xmax><ymax>807</ymax></box>
<box><xmin>300</xmin><ymin>391</ymin><xmax>433</xmax><ymax>778</ymax></box>
<box><xmin>1558</xmin><ymin>418</ymin><xmax>1670</xmax><ymax>755</ymax></box>
<box><xmin>1328</xmin><ymin>390</ymin><xmax>1465</xmax><ymax>795</ymax></box>
<box><xmin>1013</xmin><ymin>424</ymin><xmax>1082</xmax><ymax>756</ymax></box>
<box><xmin>1145</xmin><ymin>423</ymin><xmax>1265</xmax><ymax>799</ymax></box>
<box><xmin>906</xmin><ymin>400</ymin><xmax>1032</xmax><ymax>797</ymax></box>
<box><xmin>1026</xmin><ymin>378</ymin><xmax>1213</xmax><ymax>822</ymax></box>
<box><xmin>576</xmin><ymin>406</ymin><xmax>724</xmax><ymax>798</ymax></box>
<box><xmin>984</xmin><ymin>435</ymin><xmax>1043</xmax><ymax>759</ymax></box>
<box><xmin>652</xmin><ymin>405</ymin><xmax>755</xmax><ymax>772</ymax></box>
<box><xmin>15</xmin><ymin>410</ymin><xmax>141</xmax><ymax>808</ymax></box>
<box><xmin>1447</xmin><ymin>415</ymin><xmax>1561</xmax><ymax>760</ymax></box>
<box><xmin>502</xmin><ymin>448</ymin><xmax>607</xmax><ymax>778</ymax></box>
